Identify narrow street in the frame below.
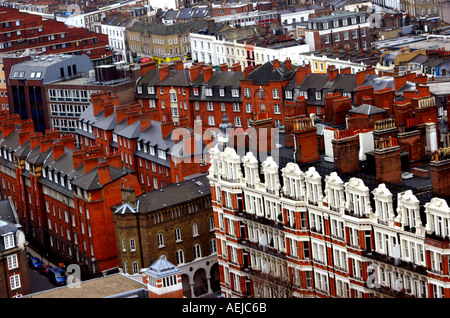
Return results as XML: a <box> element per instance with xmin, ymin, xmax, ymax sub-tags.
<box><xmin>25</xmin><ymin>246</ymin><xmax>60</xmax><ymax>295</ymax></box>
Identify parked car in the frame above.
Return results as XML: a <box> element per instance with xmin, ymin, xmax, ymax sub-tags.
<box><xmin>38</xmin><ymin>264</ymin><xmax>52</xmax><ymax>277</ymax></box>
<box><xmin>48</xmin><ymin>267</ymin><xmax>67</xmax><ymax>286</ymax></box>
<box><xmin>28</xmin><ymin>257</ymin><xmax>43</xmax><ymax>270</ymax></box>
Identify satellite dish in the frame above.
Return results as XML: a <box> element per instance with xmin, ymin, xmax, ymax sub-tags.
<box><xmin>66</xmin><ymin>4</ymin><xmax>81</xmax><ymax>16</ymax></box>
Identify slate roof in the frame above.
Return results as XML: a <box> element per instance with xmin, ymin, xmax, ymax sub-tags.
<box><xmin>159</xmin><ymin>69</ymin><xmax>191</xmax><ymax>87</ymax></box>
<box><xmin>246</xmin><ymin>60</ymin><xmax>295</xmax><ymax>84</ymax></box>
<box><xmin>123</xmin><ymin>174</ymin><xmax>211</xmax><ymax>213</ymax></box>
<box><xmin>190</xmin><ymin>71</ymin><xmax>244</xmax><ymax>102</ymax></box>
<box><xmin>71</xmin><ymin>165</ymin><xmax>131</xmax><ymax>190</ymax></box>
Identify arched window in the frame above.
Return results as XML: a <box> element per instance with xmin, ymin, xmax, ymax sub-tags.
<box><xmin>192</xmin><ymin>222</ymin><xmax>199</xmax><ymax>237</ymax></box>
<box><xmin>121</xmin><ymin>238</ymin><xmax>126</xmax><ymax>251</ymax></box>
<box><xmin>176</xmin><ymin>249</ymin><xmax>184</xmax><ymax>265</ymax></box>
<box><xmin>132</xmin><ymin>261</ymin><xmax>139</xmax><ymax>274</ymax></box>
<box><xmin>193</xmin><ymin>243</ymin><xmax>202</xmax><ymax>259</ymax></box>
<box><xmin>130</xmin><ymin>238</ymin><xmax>136</xmax><ymax>251</ymax></box>
<box><xmin>123</xmin><ymin>261</ymin><xmax>128</xmax><ymax>274</ymax></box>
<box><xmin>175</xmin><ymin>227</ymin><xmax>182</xmax><ymax>242</ymax></box>
<box><xmin>209</xmin><ymin>217</ymin><xmax>215</xmax><ymax>231</ymax></box>
<box><xmin>157</xmin><ymin>232</ymin><xmax>164</xmax><ymax>247</ymax></box>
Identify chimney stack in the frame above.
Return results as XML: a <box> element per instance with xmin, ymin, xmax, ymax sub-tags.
<box><xmin>374</xmin><ymin>136</ymin><xmax>402</xmax><ymax>186</ymax></box>
<box><xmin>332</xmin><ymin>129</ymin><xmax>360</xmax><ymax>175</ymax></box>
<box><xmin>30</xmin><ymin>132</ymin><xmax>44</xmax><ymax>150</ymax></box>
<box><xmin>52</xmin><ymin>140</ymin><xmax>65</xmax><ymax>161</ymax></box>
<box><xmin>203</xmin><ymin>65</ymin><xmax>213</xmax><ymax>84</ymax></box>
<box><xmin>158</xmin><ymin>63</ymin><xmax>170</xmax><ymax>81</ymax></box>
<box><xmin>98</xmin><ymin>161</ymin><xmax>111</xmax><ymax>185</ymax></box>
<box><xmin>431</xmin><ymin>148</ymin><xmax>450</xmax><ymax>200</ymax></box>
<box><xmin>83</xmin><ymin>155</ymin><xmax>99</xmax><ymax>175</ymax></box>
<box><xmin>292</xmin><ymin>117</ymin><xmax>320</xmax><ymax>164</ymax></box>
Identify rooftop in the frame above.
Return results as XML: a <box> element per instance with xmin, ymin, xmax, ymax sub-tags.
<box><xmin>25</xmin><ymin>273</ymin><xmax>147</xmax><ymax>298</ymax></box>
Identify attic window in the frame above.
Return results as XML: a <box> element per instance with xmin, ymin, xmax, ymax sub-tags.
<box><xmin>193</xmin><ymin>88</ymin><xmax>199</xmax><ymax>96</ymax></box>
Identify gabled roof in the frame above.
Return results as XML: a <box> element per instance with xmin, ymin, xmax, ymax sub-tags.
<box><xmin>246</xmin><ymin>60</ymin><xmax>295</xmax><ymax>84</ymax></box>
<box><xmin>133</xmin><ymin>174</ymin><xmax>210</xmax><ymax>213</ymax></box>
<box><xmin>115</xmin><ymin>119</ymin><xmax>142</xmax><ymax>139</ymax></box>
<box><xmin>159</xmin><ymin>69</ymin><xmax>191</xmax><ymax>87</ymax></box>
<box><xmin>71</xmin><ymin>165</ymin><xmax>130</xmax><ymax>190</ymax></box>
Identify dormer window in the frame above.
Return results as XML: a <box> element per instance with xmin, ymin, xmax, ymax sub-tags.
<box><xmin>3</xmin><ymin>234</ymin><xmax>14</xmax><ymax>250</ymax></box>
<box><xmin>205</xmin><ymin>88</ymin><xmax>213</xmax><ymax>96</ymax></box>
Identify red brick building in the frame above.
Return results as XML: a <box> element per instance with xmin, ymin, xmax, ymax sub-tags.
<box><xmin>0</xmin><ymin>111</ymin><xmax>143</xmax><ymax>278</ymax></box>
<box><xmin>0</xmin><ymin>7</ymin><xmax>112</xmax><ymax>66</ymax></box>
<box><xmin>77</xmin><ymin>91</ymin><xmax>209</xmax><ymax>193</ymax></box>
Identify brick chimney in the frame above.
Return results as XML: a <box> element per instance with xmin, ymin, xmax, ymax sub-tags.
<box><xmin>285</xmin><ymin>58</ymin><xmax>292</xmax><ymax>70</ymax></box>
<box><xmin>158</xmin><ymin>63</ymin><xmax>170</xmax><ymax>81</ymax></box>
<box><xmin>354</xmin><ymin>86</ymin><xmax>374</xmax><ymax>107</ymax></box>
<box><xmin>272</xmin><ymin>59</ymin><xmax>280</xmax><ymax>70</ymax></box>
<box><xmin>373</xmin><ymin>118</ymin><xmax>398</xmax><ymax>144</ymax></box>
<box><xmin>374</xmin><ymin>136</ymin><xmax>402</xmax><ymax>186</ymax></box>
<box><xmin>292</xmin><ymin>117</ymin><xmax>320</xmax><ymax>164</ymax></box>
<box><xmin>249</xmin><ymin>112</ymin><xmax>276</xmax><ymax>153</ymax></box>
<box><xmin>18</xmin><ymin>129</ymin><xmax>31</xmax><ymax>146</ymax></box>
<box><xmin>140</xmin><ymin>60</ymin><xmax>157</xmax><ymax>76</ymax></box>
<box><xmin>2</xmin><ymin>120</ymin><xmax>16</xmax><ymax>138</ymax></box>
<box><xmin>174</xmin><ymin>60</ymin><xmax>184</xmax><ymax>70</ymax></box>
<box><xmin>106</xmin><ymin>94</ymin><xmax>120</xmax><ymax>107</ymax></box>
<box><xmin>40</xmin><ymin>138</ymin><xmax>54</xmax><ymax>153</ymax></box>
<box><xmin>243</xmin><ymin>65</ymin><xmax>258</xmax><ymax>79</ymax></box>
<box><xmin>327</xmin><ymin>66</ymin><xmax>339</xmax><ymax>82</ymax></box>
<box><xmin>340</xmin><ymin>67</ymin><xmax>351</xmax><ymax>74</ymax></box>
<box><xmin>392</xmin><ymin>101</ymin><xmax>413</xmax><ymax>128</ymax></box>
<box><xmin>373</xmin><ymin>88</ymin><xmax>395</xmax><ymax>116</ymax></box>
<box><xmin>140</xmin><ymin>113</ymin><xmax>152</xmax><ymax>131</ymax></box>
<box><xmin>103</xmin><ymin>103</ymin><xmax>115</xmax><ymax>118</ymax></box>
<box><xmin>230</xmin><ymin>62</ymin><xmax>241</xmax><ymax>72</ymax></box>
<box><xmin>52</xmin><ymin>140</ymin><xmax>65</xmax><ymax>161</ymax></box>
<box><xmin>106</xmin><ymin>151</ymin><xmax>121</xmax><ymax>169</ymax></box>
<box><xmin>324</xmin><ymin>94</ymin><xmax>351</xmax><ymax>126</ymax></box>
<box><xmin>295</xmin><ymin>64</ymin><xmax>311</xmax><ymax>85</ymax></box>
<box><xmin>92</xmin><ymin>94</ymin><xmax>105</xmax><ymax>117</ymax></box>
<box><xmin>189</xmin><ymin>63</ymin><xmax>203</xmax><ymax>82</ymax></box>
<box><xmin>83</xmin><ymin>155</ymin><xmax>99</xmax><ymax>175</ymax></box>
<box><xmin>45</xmin><ymin>128</ymin><xmax>60</xmax><ymax>141</ymax></box>
<box><xmin>30</xmin><ymin>132</ymin><xmax>44</xmax><ymax>150</ymax></box>
<box><xmin>126</xmin><ymin>110</ymin><xmax>140</xmax><ymax>126</ymax></box>
<box><xmin>332</xmin><ymin>129</ymin><xmax>360</xmax><ymax>175</ymax></box>
<box><xmin>394</xmin><ymin>74</ymin><xmax>408</xmax><ymax>91</ymax></box>
<box><xmin>161</xmin><ymin>120</ymin><xmax>175</xmax><ymax>140</ymax></box>
<box><xmin>203</xmin><ymin>65</ymin><xmax>213</xmax><ymax>84</ymax></box>
<box><xmin>284</xmin><ymin>96</ymin><xmax>308</xmax><ymax>147</ymax></box>
<box><xmin>20</xmin><ymin>118</ymin><xmax>35</xmax><ymax>133</ymax></box>
<box><xmin>61</xmin><ymin>134</ymin><xmax>76</xmax><ymax>150</ymax></box>
<box><xmin>72</xmin><ymin>150</ymin><xmax>86</xmax><ymax>169</ymax></box>
<box><xmin>431</xmin><ymin>148</ymin><xmax>450</xmax><ymax>199</ymax></box>
<box><xmin>97</xmin><ymin>161</ymin><xmax>111</xmax><ymax>186</ymax></box>
<box><xmin>219</xmin><ymin>63</ymin><xmax>228</xmax><ymax>72</ymax></box>
<box><xmin>116</xmin><ymin>105</ymin><xmax>129</xmax><ymax>124</ymax></box>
